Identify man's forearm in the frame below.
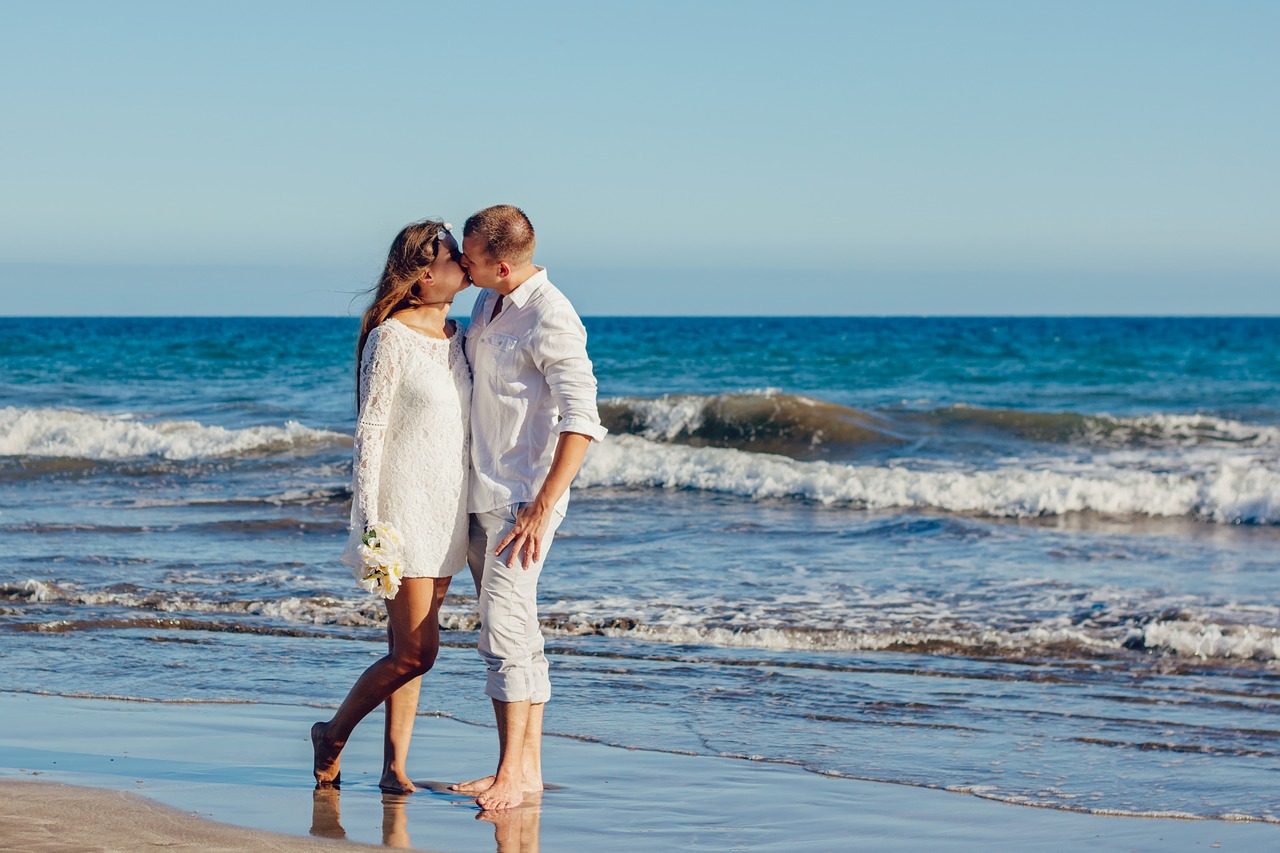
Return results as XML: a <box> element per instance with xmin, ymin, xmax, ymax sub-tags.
<box><xmin>530</xmin><ymin>432</ymin><xmax>592</xmax><ymax>512</ymax></box>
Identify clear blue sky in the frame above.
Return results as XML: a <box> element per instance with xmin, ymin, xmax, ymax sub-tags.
<box><xmin>2</xmin><ymin>1</ymin><xmax>1276</xmax><ymax>315</ymax></box>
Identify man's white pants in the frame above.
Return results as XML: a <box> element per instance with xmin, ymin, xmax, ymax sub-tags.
<box><xmin>468</xmin><ymin>504</ymin><xmax>564</xmax><ymax>704</ymax></box>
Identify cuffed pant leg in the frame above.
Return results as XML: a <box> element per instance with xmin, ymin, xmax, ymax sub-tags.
<box><xmin>469</xmin><ymin>506</ymin><xmax>562</xmax><ymax>705</ymax></box>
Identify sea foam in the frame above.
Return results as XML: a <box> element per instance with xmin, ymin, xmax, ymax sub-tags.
<box><xmin>8</xmin><ymin>578</ymin><xmax>1280</xmax><ymax>662</ymax></box>
<box><xmin>578</xmin><ymin>434</ymin><xmax>1280</xmax><ymax>524</ymax></box>
<box><xmin>0</xmin><ymin>407</ymin><xmax>348</xmax><ymax>460</ymax></box>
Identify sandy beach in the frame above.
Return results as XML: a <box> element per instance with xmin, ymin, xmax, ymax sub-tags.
<box><xmin>0</xmin><ymin>778</ymin><xmax>389</xmax><ymax>852</ymax></box>
<box><xmin>0</xmin><ymin>692</ymin><xmax>1274</xmax><ymax>852</ymax></box>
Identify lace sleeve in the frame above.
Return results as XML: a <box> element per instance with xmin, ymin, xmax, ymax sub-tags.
<box><xmin>351</xmin><ymin>325</ymin><xmax>401</xmax><ymax>531</ymax></box>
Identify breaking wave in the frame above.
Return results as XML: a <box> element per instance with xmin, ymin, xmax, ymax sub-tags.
<box><xmin>578</xmin><ymin>435</ymin><xmax>1280</xmax><ymax>524</ymax></box>
<box><xmin>917</xmin><ymin>406</ymin><xmax>1280</xmax><ymax>449</ymax></box>
<box><xmin>599</xmin><ymin>392</ymin><xmax>902</xmax><ymax>457</ymax></box>
<box><xmin>600</xmin><ymin>393</ymin><xmax>1280</xmax><ymax>457</ymax></box>
<box><xmin>0</xmin><ymin>406</ymin><xmax>349</xmax><ymax>460</ymax></box>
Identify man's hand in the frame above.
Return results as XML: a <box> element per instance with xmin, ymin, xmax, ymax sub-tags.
<box><xmin>495</xmin><ymin>502</ymin><xmax>554</xmax><ymax>569</ymax></box>
<box><xmin>493</xmin><ymin>432</ymin><xmax>592</xmax><ymax>569</ymax></box>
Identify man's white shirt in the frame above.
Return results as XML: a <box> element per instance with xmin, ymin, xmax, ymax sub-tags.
<box><xmin>464</xmin><ymin>268</ymin><xmax>607</xmax><ymax>515</ymax></box>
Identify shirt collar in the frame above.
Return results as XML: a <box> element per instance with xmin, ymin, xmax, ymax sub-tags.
<box><xmin>503</xmin><ymin>266</ymin><xmax>547</xmax><ymax>309</ymax></box>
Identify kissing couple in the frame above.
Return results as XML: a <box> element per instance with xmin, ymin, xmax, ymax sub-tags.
<box><xmin>311</xmin><ymin>204</ymin><xmax>606</xmax><ymax>811</ymax></box>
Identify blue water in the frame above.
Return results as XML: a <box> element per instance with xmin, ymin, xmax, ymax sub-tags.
<box><xmin>2</xmin><ymin>316</ymin><xmax>1279</xmax><ymax>821</ymax></box>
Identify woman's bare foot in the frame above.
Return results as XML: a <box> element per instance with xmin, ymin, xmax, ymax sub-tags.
<box><xmin>311</xmin><ymin>722</ymin><xmax>343</xmax><ymax>788</ymax></box>
<box><xmin>449</xmin><ymin>774</ymin><xmax>496</xmax><ymax>794</ymax></box>
<box><xmin>451</xmin><ymin>764</ymin><xmax>543</xmax><ymax>795</ymax></box>
<box><xmin>379</xmin><ymin>768</ymin><xmax>417</xmax><ymax>794</ymax></box>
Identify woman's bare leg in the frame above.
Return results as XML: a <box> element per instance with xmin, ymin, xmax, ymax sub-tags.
<box><xmin>382</xmin><ymin>619</ymin><xmax>423</xmax><ymax>793</ymax></box>
<box><xmin>313</xmin><ymin>576</ymin><xmax>451</xmax><ymax>787</ymax></box>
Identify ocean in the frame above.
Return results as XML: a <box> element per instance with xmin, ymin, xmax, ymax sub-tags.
<box><xmin>2</xmin><ymin>315</ymin><xmax>1278</xmax><ymax>822</ymax></box>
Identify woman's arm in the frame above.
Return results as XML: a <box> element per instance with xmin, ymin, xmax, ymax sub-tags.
<box><xmin>351</xmin><ymin>327</ymin><xmax>400</xmax><ymax>531</ymax></box>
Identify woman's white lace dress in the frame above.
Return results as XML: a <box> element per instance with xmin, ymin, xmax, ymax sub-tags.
<box><xmin>341</xmin><ymin>318</ymin><xmax>470</xmax><ymax>579</ymax></box>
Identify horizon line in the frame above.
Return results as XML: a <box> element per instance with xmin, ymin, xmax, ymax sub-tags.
<box><xmin>2</xmin><ymin>313</ymin><xmax>1278</xmax><ymax>320</ymax></box>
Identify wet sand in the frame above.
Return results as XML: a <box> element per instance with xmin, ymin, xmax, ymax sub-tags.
<box><xmin>0</xmin><ymin>692</ymin><xmax>1275</xmax><ymax>852</ymax></box>
<box><xmin>0</xmin><ymin>778</ymin><xmax>388</xmax><ymax>852</ymax></box>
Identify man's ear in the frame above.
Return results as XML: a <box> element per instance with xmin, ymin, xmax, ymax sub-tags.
<box><xmin>497</xmin><ymin>261</ymin><xmax>512</xmax><ymax>278</ymax></box>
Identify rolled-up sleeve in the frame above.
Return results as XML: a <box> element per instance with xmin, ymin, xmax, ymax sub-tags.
<box><xmin>533</xmin><ymin>310</ymin><xmax>608</xmax><ymax>442</ymax></box>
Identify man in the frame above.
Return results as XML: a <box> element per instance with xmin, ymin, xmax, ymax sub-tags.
<box><xmin>451</xmin><ymin>205</ymin><xmax>606</xmax><ymax>810</ymax></box>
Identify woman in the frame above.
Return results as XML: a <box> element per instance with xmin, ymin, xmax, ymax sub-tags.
<box><xmin>312</xmin><ymin>219</ymin><xmax>471</xmax><ymax>793</ymax></box>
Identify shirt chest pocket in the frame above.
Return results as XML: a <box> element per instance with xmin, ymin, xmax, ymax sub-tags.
<box><xmin>481</xmin><ymin>333</ymin><xmax>523</xmax><ymax>379</ymax></box>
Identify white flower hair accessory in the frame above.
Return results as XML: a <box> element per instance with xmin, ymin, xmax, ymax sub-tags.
<box><xmin>355</xmin><ymin>522</ymin><xmax>405</xmax><ymax>599</ymax></box>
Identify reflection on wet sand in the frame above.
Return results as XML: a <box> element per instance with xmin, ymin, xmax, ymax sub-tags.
<box><xmin>381</xmin><ymin>792</ymin><xmax>411</xmax><ymax>848</ymax></box>
<box><xmin>477</xmin><ymin>791</ymin><xmax>542</xmax><ymax>853</ymax></box>
<box><xmin>310</xmin><ymin>785</ymin><xmax>541</xmax><ymax>852</ymax></box>
<box><xmin>310</xmin><ymin>787</ymin><xmax>345</xmax><ymax>840</ymax></box>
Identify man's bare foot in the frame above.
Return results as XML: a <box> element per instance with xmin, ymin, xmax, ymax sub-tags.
<box><xmin>379</xmin><ymin>768</ymin><xmax>417</xmax><ymax>794</ymax></box>
<box><xmin>449</xmin><ymin>774</ymin><xmax>496</xmax><ymax>794</ymax></box>
<box><xmin>311</xmin><ymin>721</ymin><xmax>343</xmax><ymax>788</ymax></box>
<box><xmin>476</xmin><ymin>775</ymin><xmax>525</xmax><ymax>811</ymax></box>
<box><xmin>476</xmin><ymin>788</ymin><xmax>543</xmax><ymax>821</ymax></box>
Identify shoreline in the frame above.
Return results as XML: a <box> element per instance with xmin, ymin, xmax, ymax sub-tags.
<box><xmin>2</xmin><ymin>692</ymin><xmax>1277</xmax><ymax>852</ymax></box>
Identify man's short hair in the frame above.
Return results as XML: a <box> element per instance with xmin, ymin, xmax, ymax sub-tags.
<box><xmin>464</xmin><ymin>205</ymin><xmax>536</xmax><ymax>264</ymax></box>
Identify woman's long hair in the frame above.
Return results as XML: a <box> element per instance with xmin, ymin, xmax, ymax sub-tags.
<box><xmin>354</xmin><ymin>219</ymin><xmax>449</xmax><ymax>410</ymax></box>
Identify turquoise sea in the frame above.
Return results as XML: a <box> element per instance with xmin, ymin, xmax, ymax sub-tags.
<box><xmin>2</xmin><ymin>315</ymin><xmax>1279</xmax><ymax>821</ymax></box>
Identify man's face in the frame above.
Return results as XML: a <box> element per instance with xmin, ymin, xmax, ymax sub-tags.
<box><xmin>460</xmin><ymin>234</ymin><xmax>502</xmax><ymax>290</ymax></box>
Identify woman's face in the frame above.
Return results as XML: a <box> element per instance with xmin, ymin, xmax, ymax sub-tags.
<box><xmin>423</xmin><ymin>234</ymin><xmax>470</xmax><ymax>298</ymax></box>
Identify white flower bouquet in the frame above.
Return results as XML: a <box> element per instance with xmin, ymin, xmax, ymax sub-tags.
<box><xmin>355</xmin><ymin>522</ymin><xmax>405</xmax><ymax>599</ymax></box>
